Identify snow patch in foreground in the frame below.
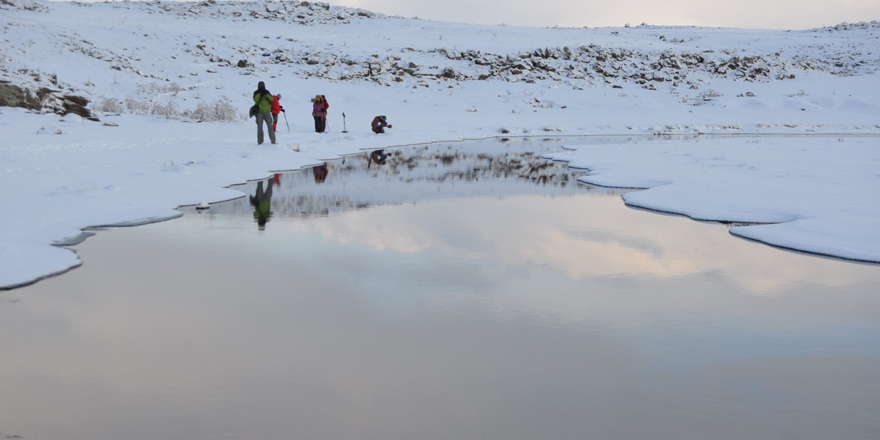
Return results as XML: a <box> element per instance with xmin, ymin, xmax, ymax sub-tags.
<box><xmin>732</xmin><ymin>217</ymin><xmax>880</xmax><ymax>263</ymax></box>
<box><xmin>0</xmin><ymin>244</ymin><xmax>82</xmax><ymax>291</ymax></box>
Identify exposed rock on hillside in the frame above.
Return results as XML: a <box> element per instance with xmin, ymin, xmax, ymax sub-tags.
<box><xmin>0</xmin><ymin>81</ymin><xmax>95</xmax><ymax>119</ymax></box>
<box><xmin>105</xmin><ymin>0</ymin><xmax>376</xmax><ymax>25</ymax></box>
<box><xmin>222</xmin><ymin>43</ymin><xmax>870</xmax><ymax>93</ymax></box>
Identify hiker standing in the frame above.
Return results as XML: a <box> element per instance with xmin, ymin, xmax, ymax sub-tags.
<box><xmin>253</xmin><ymin>81</ymin><xmax>276</xmax><ymax>145</ymax></box>
<box><xmin>371</xmin><ymin>115</ymin><xmax>391</xmax><ymax>134</ymax></box>
<box><xmin>270</xmin><ymin>93</ymin><xmax>284</xmax><ymax>132</ymax></box>
<box><xmin>311</xmin><ymin>95</ymin><xmax>329</xmax><ymax>133</ymax></box>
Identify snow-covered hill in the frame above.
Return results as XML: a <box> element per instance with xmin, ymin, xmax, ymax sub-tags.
<box><xmin>1</xmin><ymin>0</ymin><xmax>879</xmax><ymax>289</ymax></box>
<box><xmin>3</xmin><ymin>0</ymin><xmax>879</xmax><ymax>120</ymax></box>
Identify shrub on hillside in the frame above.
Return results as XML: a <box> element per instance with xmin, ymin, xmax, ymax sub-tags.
<box><xmin>94</xmin><ymin>98</ymin><xmax>125</xmax><ymax>113</ymax></box>
<box><xmin>183</xmin><ymin>98</ymin><xmax>240</xmax><ymax>122</ymax></box>
<box><xmin>125</xmin><ymin>97</ymin><xmax>151</xmax><ymax>114</ymax></box>
<box><xmin>96</xmin><ymin>95</ymin><xmax>240</xmax><ymax>121</ymax></box>
<box><xmin>150</xmin><ymin>100</ymin><xmax>179</xmax><ymax>119</ymax></box>
<box><xmin>137</xmin><ymin>82</ymin><xmax>188</xmax><ymax>96</ymax></box>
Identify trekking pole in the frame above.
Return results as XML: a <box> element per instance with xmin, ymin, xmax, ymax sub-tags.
<box><xmin>342</xmin><ymin>112</ymin><xmax>348</xmax><ymax>133</ymax></box>
<box><xmin>282</xmin><ymin>112</ymin><xmax>290</xmax><ymax>133</ymax></box>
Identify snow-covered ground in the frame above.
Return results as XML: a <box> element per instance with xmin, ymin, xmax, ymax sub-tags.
<box><xmin>1</xmin><ymin>0</ymin><xmax>879</xmax><ymax>289</ymax></box>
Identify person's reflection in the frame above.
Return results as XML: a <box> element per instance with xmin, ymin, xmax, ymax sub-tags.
<box><xmin>313</xmin><ymin>162</ymin><xmax>329</xmax><ymax>184</ymax></box>
<box><xmin>368</xmin><ymin>149</ymin><xmax>387</xmax><ymax>168</ymax></box>
<box><xmin>249</xmin><ymin>178</ymin><xmax>274</xmax><ymax>229</ymax></box>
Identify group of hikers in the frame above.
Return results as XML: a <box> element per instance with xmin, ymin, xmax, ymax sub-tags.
<box><xmin>252</xmin><ymin>81</ymin><xmax>392</xmax><ymax>145</ymax></box>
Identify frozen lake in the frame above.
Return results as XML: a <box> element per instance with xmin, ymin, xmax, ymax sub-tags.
<box><xmin>2</xmin><ymin>138</ymin><xmax>879</xmax><ymax>440</ymax></box>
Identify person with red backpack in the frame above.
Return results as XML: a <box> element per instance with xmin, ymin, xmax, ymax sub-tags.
<box><xmin>311</xmin><ymin>95</ymin><xmax>329</xmax><ymax>133</ymax></box>
<box><xmin>270</xmin><ymin>93</ymin><xmax>284</xmax><ymax>132</ymax></box>
<box><xmin>371</xmin><ymin>115</ymin><xmax>391</xmax><ymax>134</ymax></box>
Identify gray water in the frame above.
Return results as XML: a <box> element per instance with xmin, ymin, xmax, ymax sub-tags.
<box><xmin>2</xmin><ymin>138</ymin><xmax>879</xmax><ymax>440</ymax></box>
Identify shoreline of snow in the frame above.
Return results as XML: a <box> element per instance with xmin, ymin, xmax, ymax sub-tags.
<box><xmin>2</xmin><ymin>106</ymin><xmax>879</xmax><ymax>291</ymax></box>
<box><xmin>545</xmin><ymin>133</ymin><xmax>880</xmax><ymax>264</ymax></box>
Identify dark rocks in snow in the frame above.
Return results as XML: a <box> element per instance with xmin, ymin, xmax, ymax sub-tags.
<box><xmin>269</xmin><ymin>39</ymin><xmax>864</xmax><ymax>93</ymax></box>
<box><xmin>0</xmin><ymin>81</ymin><xmax>96</xmax><ymax>119</ymax></box>
<box><xmin>62</xmin><ymin>94</ymin><xmax>92</xmax><ymax>118</ymax></box>
<box><xmin>0</xmin><ymin>81</ymin><xmax>43</xmax><ymax>109</ymax></box>
<box><xmin>810</xmin><ymin>20</ymin><xmax>880</xmax><ymax>32</ymax></box>
<box><xmin>124</xmin><ymin>0</ymin><xmax>376</xmax><ymax>26</ymax></box>
<box><xmin>1</xmin><ymin>0</ymin><xmax>45</xmax><ymax>11</ymax></box>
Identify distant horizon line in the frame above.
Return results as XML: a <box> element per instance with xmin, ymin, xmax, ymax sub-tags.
<box><xmin>41</xmin><ymin>0</ymin><xmax>880</xmax><ymax>32</ymax></box>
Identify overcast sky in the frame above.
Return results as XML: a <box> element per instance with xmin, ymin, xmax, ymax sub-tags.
<box><xmin>335</xmin><ymin>0</ymin><xmax>880</xmax><ymax>29</ymax></box>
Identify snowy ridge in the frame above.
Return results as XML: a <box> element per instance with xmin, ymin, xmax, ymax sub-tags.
<box><xmin>4</xmin><ymin>0</ymin><xmax>381</xmax><ymax>21</ymax></box>
<box><xmin>809</xmin><ymin>20</ymin><xmax>880</xmax><ymax>32</ymax></box>
<box><xmin>100</xmin><ymin>0</ymin><xmax>381</xmax><ymax>23</ymax></box>
<box><xmin>2</xmin><ymin>0</ymin><xmax>879</xmax><ymax>108</ymax></box>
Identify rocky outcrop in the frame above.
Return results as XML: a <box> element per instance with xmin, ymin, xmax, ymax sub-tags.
<box><xmin>105</xmin><ymin>0</ymin><xmax>376</xmax><ymax>26</ymax></box>
<box><xmin>0</xmin><ymin>0</ymin><xmax>46</xmax><ymax>11</ymax></box>
<box><xmin>0</xmin><ymin>81</ymin><xmax>43</xmax><ymax>109</ymax></box>
<box><xmin>217</xmin><ymin>42</ymin><xmax>865</xmax><ymax>93</ymax></box>
<box><xmin>0</xmin><ymin>81</ymin><xmax>96</xmax><ymax>119</ymax></box>
<box><xmin>60</xmin><ymin>94</ymin><xmax>93</xmax><ymax>119</ymax></box>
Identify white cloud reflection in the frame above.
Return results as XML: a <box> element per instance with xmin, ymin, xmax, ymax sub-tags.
<box><xmin>5</xmin><ymin>194</ymin><xmax>879</xmax><ymax>439</ymax></box>
<box><xmin>301</xmin><ymin>194</ymin><xmax>875</xmax><ymax>295</ymax></box>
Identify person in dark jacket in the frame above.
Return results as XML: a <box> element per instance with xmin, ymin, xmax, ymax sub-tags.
<box><xmin>311</xmin><ymin>95</ymin><xmax>329</xmax><ymax>133</ymax></box>
<box><xmin>270</xmin><ymin>93</ymin><xmax>284</xmax><ymax>132</ymax></box>
<box><xmin>253</xmin><ymin>81</ymin><xmax>276</xmax><ymax>144</ymax></box>
<box><xmin>371</xmin><ymin>115</ymin><xmax>391</xmax><ymax>134</ymax></box>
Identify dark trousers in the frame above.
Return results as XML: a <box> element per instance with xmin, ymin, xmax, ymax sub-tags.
<box><xmin>256</xmin><ymin>112</ymin><xmax>276</xmax><ymax>144</ymax></box>
<box><xmin>314</xmin><ymin>115</ymin><xmax>326</xmax><ymax>133</ymax></box>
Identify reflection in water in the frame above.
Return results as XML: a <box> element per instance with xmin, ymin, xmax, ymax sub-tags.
<box><xmin>368</xmin><ymin>149</ymin><xmax>387</xmax><ymax>166</ymax></box>
<box><xmin>185</xmin><ymin>137</ymin><xmax>616</xmax><ymax>220</ymax></box>
<box><xmin>312</xmin><ymin>162</ymin><xmax>328</xmax><ymax>184</ymax></box>
<box><xmin>248</xmin><ymin>178</ymin><xmax>274</xmax><ymax>229</ymax></box>
<box><xmin>3</xmin><ymin>137</ymin><xmax>880</xmax><ymax>440</ymax></box>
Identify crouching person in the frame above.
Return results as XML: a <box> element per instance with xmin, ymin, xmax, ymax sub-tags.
<box><xmin>371</xmin><ymin>115</ymin><xmax>391</xmax><ymax>134</ymax></box>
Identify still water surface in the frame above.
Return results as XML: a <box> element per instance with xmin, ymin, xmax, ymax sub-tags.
<box><xmin>2</xmin><ymin>138</ymin><xmax>879</xmax><ymax>440</ymax></box>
